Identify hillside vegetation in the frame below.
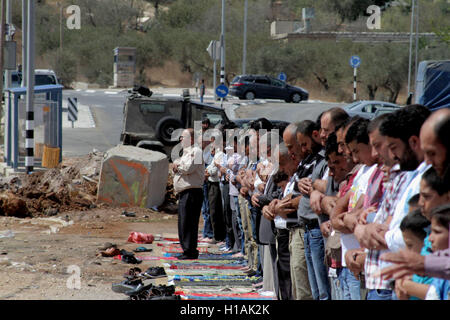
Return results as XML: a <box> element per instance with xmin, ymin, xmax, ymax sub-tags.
<box><xmin>11</xmin><ymin>0</ymin><xmax>450</xmax><ymax>103</ymax></box>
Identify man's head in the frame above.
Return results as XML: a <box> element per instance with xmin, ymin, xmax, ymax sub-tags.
<box><xmin>325</xmin><ymin>132</ymin><xmax>354</xmax><ymax>184</ymax></box>
<box><xmin>202</xmin><ymin>118</ymin><xmax>211</xmax><ymax>131</ymax></box>
<box><xmin>276</xmin><ymin>142</ymin><xmax>297</xmax><ymax>177</ymax></box>
<box><xmin>368</xmin><ymin>114</ymin><xmax>394</xmax><ymax>167</ymax></box>
<box><xmin>336</xmin><ymin>116</ymin><xmax>361</xmax><ymax>161</ymax></box>
<box><xmin>180</xmin><ymin>128</ymin><xmax>195</xmax><ymax>148</ymax></box>
<box><xmin>345</xmin><ymin>118</ymin><xmax>377</xmax><ymax>166</ymax></box>
<box><xmin>320</xmin><ymin>108</ymin><xmax>350</xmax><ymax>146</ymax></box>
<box><xmin>420</xmin><ymin>108</ymin><xmax>450</xmax><ymax>177</ymax></box>
<box><xmin>379</xmin><ymin>105</ymin><xmax>431</xmax><ymax>171</ymax></box>
<box><xmin>283</xmin><ymin>122</ymin><xmax>303</xmax><ymax>164</ymax></box>
<box><xmin>296</xmin><ymin>120</ymin><xmax>322</xmax><ymax>156</ymax></box>
<box><xmin>418</xmin><ymin>167</ymin><xmax>450</xmax><ymax>221</ymax></box>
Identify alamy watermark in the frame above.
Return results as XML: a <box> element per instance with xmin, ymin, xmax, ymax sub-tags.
<box><xmin>66</xmin><ymin>5</ymin><xmax>81</xmax><ymax>30</ymax></box>
<box><xmin>170</xmin><ymin>121</ymin><xmax>281</xmax><ymax>176</ymax></box>
<box><xmin>366</xmin><ymin>5</ymin><xmax>382</xmax><ymax>30</ymax></box>
<box><xmin>66</xmin><ymin>265</ymin><xmax>81</xmax><ymax>290</ymax></box>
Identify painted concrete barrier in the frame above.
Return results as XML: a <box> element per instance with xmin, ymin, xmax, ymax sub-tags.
<box><xmin>97</xmin><ymin>145</ymin><xmax>169</xmax><ymax>209</ymax></box>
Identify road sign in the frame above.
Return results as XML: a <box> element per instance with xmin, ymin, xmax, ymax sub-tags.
<box><xmin>350</xmin><ymin>55</ymin><xmax>361</xmax><ymax>68</ymax></box>
<box><xmin>207</xmin><ymin>40</ymin><xmax>220</xmax><ymax>61</ymax></box>
<box><xmin>278</xmin><ymin>72</ymin><xmax>287</xmax><ymax>82</ymax></box>
<box><xmin>68</xmin><ymin>98</ymin><xmax>78</xmax><ymax>127</ymax></box>
<box><xmin>215</xmin><ymin>84</ymin><xmax>229</xmax><ymax>98</ymax></box>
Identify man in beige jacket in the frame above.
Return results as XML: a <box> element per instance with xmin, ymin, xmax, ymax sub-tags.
<box><xmin>173</xmin><ymin>128</ymin><xmax>205</xmax><ymax>259</ymax></box>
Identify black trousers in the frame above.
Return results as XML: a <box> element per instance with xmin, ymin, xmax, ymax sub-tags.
<box><xmin>276</xmin><ymin>228</ymin><xmax>293</xmax><ymax>300</ymax></box>
<box><xmin>220</xmin><ymin>182</ymin><xmax>235</xmax><ymax>248</ymax></box>
<box><xmin>178</xmin><ymin>188</ymin><xmax>203</xmax><ymax>257</ymax></box>
<box><xmin>207</xmin><ymin>181</ymin><xmax>226</xmax><ymax>241</ymax></box>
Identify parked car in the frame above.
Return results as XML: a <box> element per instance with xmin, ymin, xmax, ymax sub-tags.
<box><xmin>229</xmin><ymin>74</ymin><xmax>309</xmax><ymax>103</ymax></box>
<box><xmin>5</xmin><ymin>69</ymin><xmax>59</xmax><ymax>89</ymax></box>
<box><xmin>342</xmin><ymin>100</ymin><xmax>401</xmax><ymax>120</ymax></box>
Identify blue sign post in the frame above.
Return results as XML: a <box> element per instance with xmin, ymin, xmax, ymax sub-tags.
<box><xmin>216</xmin><ymin>84</ymin><xmax>229</xmax><ymax>98</ymax></box>
<box><xmin>350</xmin><ymin>56</ymin><xmax>361</xmax><ymax>101</ymax></box>
<box><xmin>215</xmin><ymin>84</ymin><xmax>229</xmax><ymax>108</ymax></box>
<box><xmin>278</xmin><ymin>72</ymin><xmax>287</xmax><ymax>82</ymax></box>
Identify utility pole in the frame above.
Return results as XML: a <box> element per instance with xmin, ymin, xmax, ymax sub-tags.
<box><xmin>407</xmin><ymin>0</ymin><xmax>415</xmax><ymax>100</ymax></box>
<box><xmin>220</xmin><ymin>0</ymin><xmax>225</xmax><ymax>86</ymax></box>
<box><xmin>25</xmin><ymin>0</ymin><xmax>35</xmax><ymax>174</ymax></box>
<box><xmin>4</xmin><ymin>0</ymin><xmax>12</xmax><ymax>92</ymax></box>
<box><xmin>414</xmin><ymin>0</ymin><xmax>419</xmax><ymax>89</ymax></box>
<box><xmin>242</xmin><ymin>0</ymin><xmax>248</xmax><ymax>75</ymax></box>
<box><xmin>0</xmin><ymin>0</ymin><xmax>6</xmax><ymax>101</ymax></box>
<box><xmin>22</xmin><ymin>0</ymin><xmax>27</xmax><ymax>87</ymax></box>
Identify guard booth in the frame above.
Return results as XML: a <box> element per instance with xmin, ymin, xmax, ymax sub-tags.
<box><xmin>4</xmin><ymin>85</ymin><xmax>63</xmax><ymax>170</ymax></box>
<box><xmin>113</xmin><ymin>47</ymin><xmax>136</xmax><ymax>88</ymax></box>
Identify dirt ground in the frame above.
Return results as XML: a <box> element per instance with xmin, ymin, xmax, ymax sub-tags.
<box><xmin>0</xmin><ymin>206</ymin><xmax>180</xmax><ymax>300</ymax></box>
<box><xmin>0</xmin><ymin>152</ymin><xmax>183</xmax><ymax>300</ymax></box>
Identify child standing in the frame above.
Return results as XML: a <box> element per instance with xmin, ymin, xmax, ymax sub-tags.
<box><xmin>425</xmin><ymin>204</ymin><xmax>450</xmax><ymax>300</ymax></box>
<box><xmin>396</xmin><ymin>209</ymin><xmax>433</xmax><ymax>300</ymax></box>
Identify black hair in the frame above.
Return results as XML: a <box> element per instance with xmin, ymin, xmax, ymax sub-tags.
<box><xmin>379</xmin><ymin>104</ymin><xmax>431</xmax><ymax>144</ymax></box>
<box><xmin>315</xmin><ymin>112</ymin><xmax>324</xmax><ymax>130</ymax></box>
<box><xmin>202</xmin><ymin>118</ymin><xmax>210</xmax><ymax>125</ymax></box>
<box><xmin>325</xmin><ymin>132</ymin><xmax>340</xmax><ymax>160</ymax></box>
<box><xmin>334</xmin><ymin>116</ymin><xmax>362</xmax><ymax>132</ymax></box>
<box><xmin>250</xmin><ymin>118</ymin><xmax>273</xmax><ymax>131</ymax></box>
<box><xmin>422</xmin><ymin>166</ymin><xmax>450</xmax><ymax>195</ymax></box>
<box><xmin>400</xmin><ymin>209</ymin><xmax>431</xmax><ymax>240</ymax></box>
<box><xmin>297</xmin><ymin>120</ymin><xmax>319</xmax><ymax>138</ymax></box>
<box><xmin>368</xmin><ymin>113</ymin><xmax>390</xmax><ymax>134</ymax></box>
<box><xmin>430</xmin><ymin>204</ymin><xmax>450</xmax><ymax>229</ymax></box>
<box><xmin>345</xmin><ymin>117</ymin><xmax>370</xmax><ymax>145</ymax></box>
<box><xmin>325</xmin><ymin>107</ymin><xmax>350</xmax><ymax>130</ymax></box>
<box><xmin>273</xmin><ymin>170</ymin><xmax>289</xmax><ymax>184</ymax></box>
<box><xmin>408</xmin><ymin>193</ymin><xmax>420</xmax><ymax>207</ymax></box>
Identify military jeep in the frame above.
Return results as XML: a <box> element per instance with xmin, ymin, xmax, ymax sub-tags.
<box><xmin>120</xmin><ymin>87</ymin><xmax>231</xmax><ymax>155</ymax></box>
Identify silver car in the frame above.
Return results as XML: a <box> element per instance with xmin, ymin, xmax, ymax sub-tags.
<box><xmin>342</xmin><ymin>100</ymin><xmax>401</xmax><ymax>119</ymax></box>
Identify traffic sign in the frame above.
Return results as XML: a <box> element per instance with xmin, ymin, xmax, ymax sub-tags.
<box><xmin>207</xmin><ymin>40</ymin><xmax>220</xmax><ymax>61</ymax></box>
<box><xmin>215</xmin><ymin>84</ymin><xmax>229</xmax><ymax>98</ymax></box>
<box><xmin>350</xmin><ymin>55</ymin><xmax>361</xmax><ymax>68</ymax></box>
<box><xmin>278</xmin><ymin>72</ymin><xmax>287</xmax><ymax>82</ymax></box>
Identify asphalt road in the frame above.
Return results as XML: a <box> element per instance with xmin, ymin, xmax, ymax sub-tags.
<box><xmin>61</xmin><ymin>89</ymin><xmax>345</xmax><ymax>157</ymax></box>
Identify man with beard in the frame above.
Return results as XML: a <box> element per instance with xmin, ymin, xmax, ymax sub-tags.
<box><xmin>378</xmin><ymin>108</ymin><xmax>450</xmax><ymax>282</ymax></box>
<box><xmin>351</xmin><ymin>105</ymin><xmax>431</xmax><ymax>299</ymax></box>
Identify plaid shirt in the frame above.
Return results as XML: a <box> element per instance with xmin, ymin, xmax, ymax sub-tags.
<box><xmin>364</xmin><ymin>168</ymin><xmax>408</xmax><ymax>289</ymax></box>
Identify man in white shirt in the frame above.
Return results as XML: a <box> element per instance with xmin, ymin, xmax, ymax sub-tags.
<box><xmin>173</xmin><ymin>128</ymin><xmax>205</xmax><ymax>259</ymax></box>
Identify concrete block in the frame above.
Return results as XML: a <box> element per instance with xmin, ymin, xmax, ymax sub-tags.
<box><xmin>97</xmin><ymin>145</ymin><xmax>169</xmax><ymax>209</ymax></box>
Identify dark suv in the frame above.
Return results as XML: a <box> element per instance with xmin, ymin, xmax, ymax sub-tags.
<box><xmin>230</xmin><ymin>75</ymin><xmax>309</xmax><ymax>103</ymax></box>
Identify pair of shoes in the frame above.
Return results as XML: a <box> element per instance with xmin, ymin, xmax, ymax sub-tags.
<box><xmin>219</xmin><ymin>246</ymin><xmax>231</xmax><ymax>252</ymax></box>
<box><xmin>123</xmin><ymin>267</ymin><xmax>142</xmax><ymax>279</ymax></box>
<box><xmin>143</xmin><ymin>267</ymin><xmax>167</xmax><ymax>279</ymax></box>
<box><xmin>120</xmin><ymin>250</ymin><xmax>142</xmax><ymax>264</ymax></box>
<box><xmin>112</xmin><ymin>278</ymin><xmax>143</xmax><ymax>294</ymax></box>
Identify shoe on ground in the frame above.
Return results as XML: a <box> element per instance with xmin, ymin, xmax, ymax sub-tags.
<box><xmin>177</xmin><ymin>253</ymin><xmax>198</xmax><ymax>260</ymax></box>
<box><xmin>143</xmin><ymin>267</ymin><xmax>167</xmax><ymax>279</ymax></box>
<box><xmin>112</xmin><ymin>278</ymin><xmax>143</xmax><ymax>294</ymax></box>
<box><xmin>232</xmin><ymin>252</ymin><xmax>244</xmax><ymax>258</ymax></box>
<box><xmin>244</xmin><ymin>269</ymin><xmax>257</xmax><ymax>277</ymax></box>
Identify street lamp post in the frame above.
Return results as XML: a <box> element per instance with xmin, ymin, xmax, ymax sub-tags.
<box><xmin>242</xmin><ymin>0</ymin><xmax>248</xmax><ymax>75</ymax></box>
